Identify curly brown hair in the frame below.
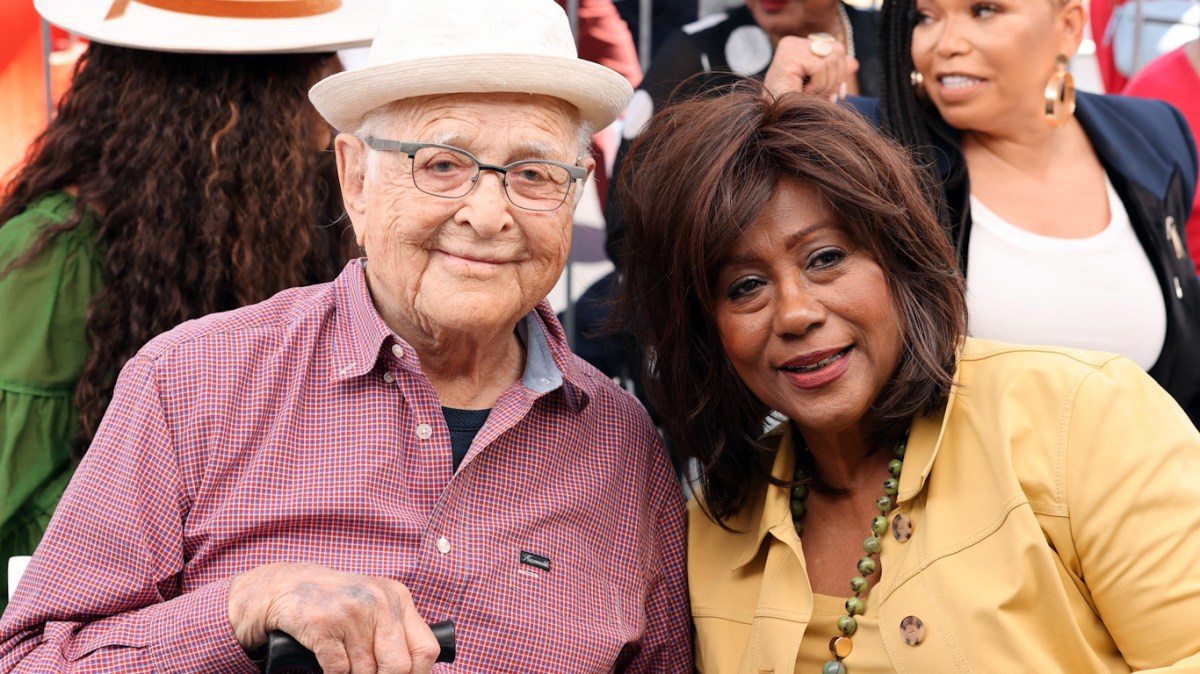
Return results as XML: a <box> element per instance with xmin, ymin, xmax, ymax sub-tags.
<box><xmin>614</xmin><ymin>83</ymin><xmax>966</xmax><ymax>524</ymax></box>
<box><xmin>0</xmin><ymin>42</ymin><xmax>354</xmax><ymax>459</ymax></box>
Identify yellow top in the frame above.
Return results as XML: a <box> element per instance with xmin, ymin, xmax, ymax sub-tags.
<box><xmin>689</xmin><ymin>338</ymin><xmax>1200</xmax><ymax>673</ymax></box>
<box><xmin>797</xmin><ymin>593</ymin><xmax>890</xmax><ymax>674</ymax></box>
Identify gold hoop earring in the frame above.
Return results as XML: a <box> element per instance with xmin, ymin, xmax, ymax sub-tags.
<box><xmin>1044</xmin><ymin>54</ymin><xmax>1075</xmax><ymax>128</ymax></box>
<box><xmin>910</xmin><ymin>70</ymin><xmax>928</xmax><ymax>102</ymax></box>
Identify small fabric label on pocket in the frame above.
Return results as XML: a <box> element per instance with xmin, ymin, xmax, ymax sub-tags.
<box><xmin>520</xmin><ymin>551</ymin><xmax>551</xmax><ymax>571</ymax></box>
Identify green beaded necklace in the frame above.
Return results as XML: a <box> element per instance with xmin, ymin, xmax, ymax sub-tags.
<box><xmin>790</xmin><ymin>434</ymin><xmax>907</xmax><ymax>674</ymax></box>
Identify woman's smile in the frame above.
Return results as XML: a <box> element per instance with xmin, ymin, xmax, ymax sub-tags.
<box><xmin>780</xmin><ymin>346</ymin><xmax>854</xmax><ymax>388</ymax></box>
<box><xmin>934</xmin><ymin>72</ymin><xmax>988</xmax><ymax>103</ymax></box>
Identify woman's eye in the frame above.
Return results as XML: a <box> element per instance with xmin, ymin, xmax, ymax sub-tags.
<box><xmin>808</xmin><ymin>248</ymin><xmax>847</xmax><ymax>269</ymax></box>
<box><xmin>727</xmin><ymin>277</ymin><xmax>766</xmax><ymax>300</ymax></box>
<box><xmin>913</xmin><ymin>3</ymin><xmax>936</xmax><ymax>24</ymax></box>
<box><xmin>971</xmin><ymin>3</ymin><xmax>998</xmax><ymax>17</ymax></box>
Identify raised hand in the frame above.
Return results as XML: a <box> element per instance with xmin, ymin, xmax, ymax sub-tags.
<box><xmin>763</xmin><ymin>34</ymin><xmax>860</xmax><ymax>100</ymax></box>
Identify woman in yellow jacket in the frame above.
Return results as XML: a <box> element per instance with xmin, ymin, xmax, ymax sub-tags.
<box><xmin>613</xmin><ymin>83</ymin><xmax>1200</xmax><ymax>673</ymax></box>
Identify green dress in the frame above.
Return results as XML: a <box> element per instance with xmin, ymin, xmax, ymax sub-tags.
<box><xmin>0</xmin><ymin>192</ymin><xmax>103</xmax><ymax>610</ymax></box>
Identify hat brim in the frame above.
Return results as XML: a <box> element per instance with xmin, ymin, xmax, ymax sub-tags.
<box><xmin>309</xmin><ymin>54</ymin><xmax>634</xmax><ymax>132</ymax></box>
<box><xmin>35</xmin><ymin>0</ymin><xmax>387</xmax><ymax>53</ymax></box>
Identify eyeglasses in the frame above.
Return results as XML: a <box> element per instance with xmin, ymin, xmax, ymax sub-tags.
<box><xmin>365</xmin><ymin>138</ymin><xmax>587</xmax><ymax>212</ymax></box>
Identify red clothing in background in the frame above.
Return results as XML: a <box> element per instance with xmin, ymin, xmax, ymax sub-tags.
<box><xmin>1090</xmin><ymin>0</ymin><xmax>1131</xmax><ymax>93</ymax></box>
<box><xmin>1124</xmin><ymin>45</ymin><xmax>1200</xmax><ymax>272</ymax></box>
<box><xmin>558</xmin><ymin>0</ymin><xmax>643</xmax><ymax>88</ymax></box>
<box><xmin>557</xmin><ymin>0</ymin><xmax>642</xmax><ymax>212</ymax></box>
<box><xmin>0</xmin><ymin>260</ymin><xmax>690</xmax><ymax>672</ymax></box>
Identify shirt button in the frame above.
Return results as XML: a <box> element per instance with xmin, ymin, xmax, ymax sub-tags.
<box><xmin>892</xmin><ymin>513</ymin><xmax>913</xmax><ymax>543</ymax></box>
<box><xmin>539</xmin><ymin>378</ymin><xmax>551</xmax><ymax>385</ymax></box>
<box><xmin>436</xmin><ymin>536</ymin><xmax>451</xmax><ymax>554</ymax></box>
<box><xmin>900</xmin><ymin>616</ymin><xmax>925</xmax><ymax>646</ymax></box>
<box><xmin>382</xmin><ymin>371</ymin><xmax>395</xmax><ymax>384</ymax></box>
<box><xmin>392</xmin><ymin>344</ymin><xmax>404</xmax><ymax>358</ymax></box>
<box><xmin>416</xmin><ymin>423</ymin><xmax>433</xmax><ymax>440</ymax></box>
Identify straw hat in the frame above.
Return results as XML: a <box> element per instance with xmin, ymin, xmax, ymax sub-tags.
<box><xmin>308</xmin><ymin>0</ymin><xmax>634</xmax><ymax>132</ymax></box>
<box><xmin>34</xmin><ymin>0</ymin><xmax>388</xmax><ymax>54</ymax></box>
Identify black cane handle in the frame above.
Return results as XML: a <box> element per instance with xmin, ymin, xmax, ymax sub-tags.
<box><xmin>258</xmin><ymin>619</ymin><xmax>456</xmax><ymax>673</ymax></box>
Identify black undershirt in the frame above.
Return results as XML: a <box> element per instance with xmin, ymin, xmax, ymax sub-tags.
<box><xmin>441</xmin><ymin>407</ymin><xmax>491</xmax><ymax>472</ymax></box>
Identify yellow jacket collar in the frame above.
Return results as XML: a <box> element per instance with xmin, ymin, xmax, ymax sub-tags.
<box><xmin>727</xmin><ymin>383</ymin><xmax>960</xmax><ymax>570</ymax></box>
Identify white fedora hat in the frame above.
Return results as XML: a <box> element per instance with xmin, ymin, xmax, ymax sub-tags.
<box><xmin>308</xmin><ymin>0</ymin><xmax>634</xmax><ymax>132</ymax></box>
<box><xmin>34</xmin><ymin>0</ymin><xmax>388</xmax><ymax>54</ymax></box>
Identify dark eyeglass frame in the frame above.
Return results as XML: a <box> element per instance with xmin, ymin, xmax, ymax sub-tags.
<box><xmin>364</xmin><ymin>137</ymin><xmax>588</xmax><ymax>212</ymax></box>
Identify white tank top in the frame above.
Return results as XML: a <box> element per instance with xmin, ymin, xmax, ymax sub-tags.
<box><xmin>965</xmin><ymin>176</ymin><xmax>1166</xmax><ymax>370</ymax></box>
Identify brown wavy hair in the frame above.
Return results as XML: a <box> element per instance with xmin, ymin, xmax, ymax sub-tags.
<box><xmin>0</xmin><ymin>43</ymin><xmax>353</xmax><ymax>459</ymax></box>
<box><xmin>613</xmin><ymin>83</ymin><xmax>966</xmax><ymax>524</ymax></box>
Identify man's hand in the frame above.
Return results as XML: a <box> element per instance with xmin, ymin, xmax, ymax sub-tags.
<box><xmin>229</xmin><ymin>563</ymin><xmax>440</xmax><ymax>674</ymax></box>
<box><xmin>763</xmin><ymin>35</ymin><xmax>860</xmax><ymax>100</ymax></box>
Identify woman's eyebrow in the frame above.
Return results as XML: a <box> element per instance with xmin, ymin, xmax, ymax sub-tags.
<box><xmin>720</xmin><ymin>223</ymin><xmax>836</xmax><ymax>268</ymax></box>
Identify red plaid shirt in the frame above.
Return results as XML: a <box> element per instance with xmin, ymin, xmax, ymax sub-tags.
<box><xmin>0</xmin><ymin>260</ymin><xmax>690</xmax><ymax>673</ymax></box>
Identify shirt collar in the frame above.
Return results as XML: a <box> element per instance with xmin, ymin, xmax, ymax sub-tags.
<box><xmin>728</xmin><ymin>423</ymin><xmax>797</xmax><ymax>570</ymax></box>
<box><xmin>329</xmin><ymin>259</ymin><xmax>591</xmax><ymax>411</ymax></box>
<box><xmin>516</xmin><ymin>312</ymin><xmax>562</xmax><ymax>394</ymax></box>
<box><xmin>330</xmin><ymin>259</ymin><xmax>394</xmax><ymax>381</ymax></box>
<box><xmin>894</xmin><ymin>340</ymin><xmax>967</xmax><ymax>502</ymax></box>
<box><xmin>514</xmin><ymin>301</ymin><xmax>593</xmax><ymax>412</ymax></box>
<box><xmin>727</xmin><ymin>372</ymin><xmax>960</xmax><ymax>570</ymax></box>
<box><xmin>895</xmin><ymin>393</ymin><xmax>955</xmax><ymax>503</ymax></box>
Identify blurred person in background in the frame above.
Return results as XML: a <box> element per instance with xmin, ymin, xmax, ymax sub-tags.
<box><xmin>1123</xmin><ymin>39</ymin><xmax>1200</xmax><ymax>274</ymax></box>
<box><xmin>1089</xmin><ymin>0</ymin><xmax>1130</xmax><ymax>92</ymax></box>
<box><xmin>878</xmin><ymin>0</ymin><xmax>1200</xmax><ymax>424</ymax></box>
<box><xmin>561</xmin><ymin>0</ymin><xmax>644</xmax><ymax>87</ymax></box>
<box><xmin>607</xmin><ymin>0</ymin><xmax>880</xmax><ymax>263</ymax></box>
<box><xmin>556</xmin><ymin>0</ymin><xmax>644</xmax><ymax>210</ymax></box>
<box><xmin>614</xmin><ymin>0</ymin><xmax>699</xmax><ymax>60</ymax></box>
<box><xmin>0</xmin><ymin>0</ymin><xmax>381</xmax><ymax>606</ymax></box>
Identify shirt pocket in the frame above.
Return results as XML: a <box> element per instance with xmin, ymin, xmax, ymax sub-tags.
<box><xmin>478</xmin><ymin>542</ymin><xmax>641</xmax><ymax>672</ymax></box>
<box><xmin>504</xmin><ymin>545</ymin><xmax>618</xmax><ymax>625</ymax></box>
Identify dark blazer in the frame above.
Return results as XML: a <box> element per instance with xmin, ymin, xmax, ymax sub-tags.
<box><xmin>913</xmin><ymin>92</ymin><xmax>1200</xmax><ymax>424</ymax></box>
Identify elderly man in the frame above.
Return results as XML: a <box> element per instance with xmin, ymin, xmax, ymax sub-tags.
<box><xmin>0</xmin><ymin>1</ymin><xmax>689</xmax><ymax>672</ymax></box>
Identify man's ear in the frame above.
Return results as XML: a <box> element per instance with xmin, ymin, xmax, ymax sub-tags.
<box><xmin>336</xmin><ymin>133</ymin><xmax>369</xmax><ymax>246</ymax></box>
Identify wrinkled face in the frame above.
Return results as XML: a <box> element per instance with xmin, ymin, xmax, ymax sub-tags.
<box><xmin>911</xmin><ymin>0</ymin><xmax>1083</xmax><ymax>133</ymax></box>
<box><xmin>337</xmin><ymin>93</ymin><xmax>590</xmax><ymax>339</ymax></box>
<box><xmin>713</xmin><ymin>180</ymin><xmax>904</xmax><ymax>437</ymax></box>
<box><xmin>746</xmin><ymin>0</ymin><xmax>836</xmax><ymax>42</ymax></box>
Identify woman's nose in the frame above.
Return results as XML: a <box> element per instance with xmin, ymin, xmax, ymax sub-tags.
<box><xmin>773</xmin><ymin>279</ymin><xmax>827</xmax><ymax>337</ymax></box>
<box><xmin>933</xmin><ymin>16</ymin><xmax>971</xmax><ymax>58</ymax></box>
